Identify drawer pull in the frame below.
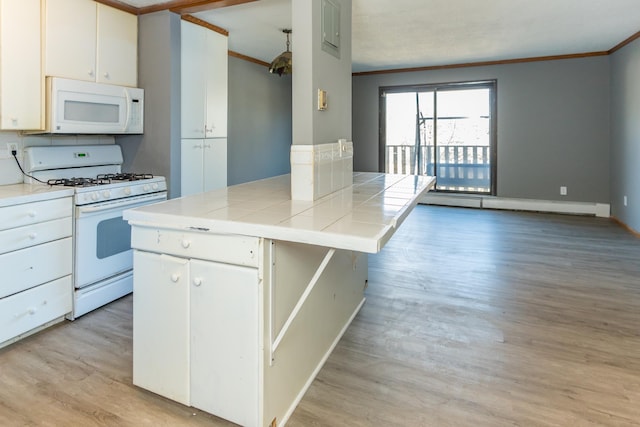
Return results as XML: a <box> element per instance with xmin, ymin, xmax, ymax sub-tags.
<box><xmin>181</xmin><ymin>240</ymin><xmax>191</xmax><ymax>249</ymax></box>
<box><xmin>170</xmin><ymin>273</ymin><xmax>180</xmax><ymax>283</ymax></box>
<box><xmin>28</xmin><ymin>210</ymin><xmax>37</xmax><ymax>218</ymax></box>
<box><xmin>193</xmin><ymin>277</ymin><xmax>202</xmax><ymax>287</ymax></box>
<box><xmin>28</xmin><ymin>232</ymin><xmax>38</xmax><ymax>240</ymax></box>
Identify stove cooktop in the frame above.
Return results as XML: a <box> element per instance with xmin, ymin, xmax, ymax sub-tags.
<box><xmin>48</xmin><ymin>173</ymin><xmax>156</xmax><ymax>187</ymax></box>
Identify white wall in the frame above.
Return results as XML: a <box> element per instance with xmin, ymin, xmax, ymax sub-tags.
<box><xmin>0</xmin><ymin>131</ymin><xmax>114</xmax><ymax>185</ymax></box>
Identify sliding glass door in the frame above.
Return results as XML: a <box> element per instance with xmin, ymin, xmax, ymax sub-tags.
<box><xmin>380</xmin><ymin>81</ymin><xmax>496</xmax><ymax>194</ymax></box>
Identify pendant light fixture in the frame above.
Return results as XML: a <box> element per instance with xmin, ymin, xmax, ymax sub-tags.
<box><xmin>269</xmin><ymin>29</ymin><xmax>292</xmax><ymax>76</ymax></box>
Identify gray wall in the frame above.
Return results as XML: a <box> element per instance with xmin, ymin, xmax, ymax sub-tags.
<box><xmin>118</xmin><ymin>11</ymin><xmax>182</xmax><ymax>198</ymax></box>
<box><xmin>353</xmin><ymin>56</ymin><xmax>611</xmax><ymax>203</ymax></box>
<box><xmin>292</xmin><ymin>0</ymin><xmax>352</xmax><ymax>145</ymax></box>
<box><xmin>610</xmin><ymin>38</ymin><xmax>640</xmax><ymax>232</ymax></box>
<box><xmin>227</xmin><ymin>56</ymin><xmax>292</xmax><ymax>185</ymax></box>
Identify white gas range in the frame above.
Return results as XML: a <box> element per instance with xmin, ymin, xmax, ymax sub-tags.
<box><xmin>23</xmin><ymin>145</ymin><xmax>167</xmax><ymax>319</ymax></box>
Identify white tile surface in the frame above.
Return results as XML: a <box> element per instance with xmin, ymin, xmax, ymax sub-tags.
<box><xmin>125</xmin><ymin>173</ymin><xmax>436</xmax><ymax>254</ymax></box>
<box><xmin>0</xmin><ymin>183</ymin><xmax>74</xmax><ymax>207</ymax></box>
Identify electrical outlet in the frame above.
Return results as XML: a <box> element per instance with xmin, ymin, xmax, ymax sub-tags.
<box><xmin>624</xmin><ymin>195</ymin><xmax>628</xmax><ymax>207</ymax></box>
<box><xmin>560</xmin><ymin>186</ymin><xmax>567</xmax><ymax>196</ymax></box>
<box><xmin>6</xmin><ymin>143</ymin><xmax>18</xmax><ymax>154</ymax></box>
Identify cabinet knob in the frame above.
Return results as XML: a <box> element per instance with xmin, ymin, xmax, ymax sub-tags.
<box><xmin>193</xmin><ymin>277</ymin><xmax>202</xmax><ymax>287</ymax></box>
<box><xmin>28</xmin><ymin>210</ymin><xmax>37</xmax><ymax>218</ymax></box>
<box><xmin>28</xmin><ymin>307</ymin><xmax>37</xmax><ymax>315</ymax></box>
<box><xmin>181</xmin><ymin>240</ymin><xmax>191</xmax><ymax>249</ymax></box>
<box><xmin>28</xmin><ymin>232</ymin><xmax>37</xmax><ymax>240</ymax></box>
<box><xmin>104</xmin><ymin>72</ymin><xmax>110</xmax><ymax>79</ymax></box>
<box><xmin>88</xmin><ymin>70</ymin><xmax>95</xmax><ymax>77</ymax></box>
<box><xmin>170</xmin><ymin>273</ymin><xmax>180</xmax><ymax>283</ymax></box>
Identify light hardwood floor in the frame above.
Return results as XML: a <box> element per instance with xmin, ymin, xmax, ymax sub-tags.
<box><xmin>2</xmin><ymin>206</ymin><xmax>640</xmax><ymax>426</ymax></box>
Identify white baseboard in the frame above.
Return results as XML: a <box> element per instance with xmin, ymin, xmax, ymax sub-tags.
<box><xmin>420</xmin><ymin>193</ymin><xmax>611</xmax><ymax>218</ymax></box>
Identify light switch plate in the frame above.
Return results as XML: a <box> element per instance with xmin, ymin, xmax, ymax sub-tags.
<box><xmin>318</xmin><ymin>89</ymin><xmax>328</xmax><ymax>111</ymax></box>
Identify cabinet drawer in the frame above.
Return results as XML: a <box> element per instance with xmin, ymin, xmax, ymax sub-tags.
<box><xmin>0</xmin><ymin>197</ymin><xmax>71</xmax><ymax>232</ymax></box>
<box><xmin>0</xmin><ymin>275</ymin><xmax>72</xmax><ymax>345</ymax></box>
<box><xmin>131</xmin><ymin>226</ymin><xmax>260</xmax><ymax>267</ymax></box>
<box><xmin>0</xmin><ymin>217</ymin><xmax>72</xmax><ymax>255</ymax></box>
<box><xmin>0</xmin><ymin>237</ymin><xmax>72</xmax><ymax>299</ymax></box>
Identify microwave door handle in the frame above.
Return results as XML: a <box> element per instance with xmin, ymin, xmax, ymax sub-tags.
<box><xmin>123</xmin><ymin>89</ymin><xmax>131</xmax><ymax>132</ymax></box>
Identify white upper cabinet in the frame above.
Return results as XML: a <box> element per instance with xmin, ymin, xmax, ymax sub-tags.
<box><xmin>0</xmin><ymin>0</ymin><xmax>43</xmax><ymax>130</ymax></box>
<box><xmin>204</xmin><ymin>27</ymin><xmax>228</xmax><ymax>138</ymax></box>
<box><xmin>45</xmin><ymin>0</ymin><xmax>137</xmax><ymax>87</ymax></box>
<box><xmin>44</xmin><ymin>0</ymin><xmax>97</xmax><ymax>82</ymax></box>
<box><xmin>181</xmin><ymin>20</ymin><xmax>228</xmax><ymax>139</ymax></box>
<box><xmin>95</xmin><ymin>3</ymin><xmax>137</xmax><ymax>86</ymax></box>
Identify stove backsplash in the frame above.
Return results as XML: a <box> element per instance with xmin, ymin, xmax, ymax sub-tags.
<box><xmin>0</xmin><ymin>132</ymin><xmax>116</xmax><ymax>186</ymax></box>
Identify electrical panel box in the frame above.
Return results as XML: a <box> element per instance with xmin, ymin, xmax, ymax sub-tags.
<box><xmin>321</xmin><ymin>0</ymin><xmax>340</xmax><ymax>58</ymax></box>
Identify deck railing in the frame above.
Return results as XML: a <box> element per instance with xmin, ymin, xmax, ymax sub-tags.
<box><xmin>386</xmin><ymin>144</ymin><xmax>491</xmax><ymax>191</ymax></box>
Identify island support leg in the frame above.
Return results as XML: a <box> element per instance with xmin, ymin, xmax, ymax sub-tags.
<box><xmin>262</xmin><ymin>240</ymin><xmax>367</xmax><ymax>426</ymax></box>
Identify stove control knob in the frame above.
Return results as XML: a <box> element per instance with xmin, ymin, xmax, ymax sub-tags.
<box><xmin>124</xmin><ymin>187</ymin><xmax>132</xmax><ymax>196</ymax></box>
<box><xmin>143</xmin><ymin>184</ymin><xmax>150</xmax><ymax>192</ymax></box>
<box><xmin>152</xmin><ymin>183</ymin><xmax>159</xmax><ymax>191</ymax></box>
<box><xmin>91</xmin><ymin>193</ymin><xmax>99</xmax><ymax>201</ymax></box>
<box><xmin>102</xmin><ymin>190</ymin><xmax>111</xmax><ymax>198</ymax></box>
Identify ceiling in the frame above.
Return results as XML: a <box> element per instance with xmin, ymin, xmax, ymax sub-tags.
<box><xmin>118</xmin><ymin>0</ymin><xmax>640</xmax><ymax>73</ymax></box>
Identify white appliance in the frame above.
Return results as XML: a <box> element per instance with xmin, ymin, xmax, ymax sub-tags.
<box><xmin>23</xmin><ymin>145</ymin><xmax>166</xmax><ymax>318</ymax></box>
<box><xmin>30</xmin><ymin>77</ymin><xmax>144</xmax><ymax>134</ymax></box>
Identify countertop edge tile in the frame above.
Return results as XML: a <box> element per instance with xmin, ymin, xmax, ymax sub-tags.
<box><xmin>125</xmin><ymin>173</ymin><xmax>436</xmax><ymax>254</ymax></box>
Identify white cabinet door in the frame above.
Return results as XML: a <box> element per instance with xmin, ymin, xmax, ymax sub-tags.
<box><xmin>45</xmin><ymin>0</ymin><xmax>137</xmax><ymax>86</ymax></box>
<box><xmin>203</xmin><ymin>138</ymin><xmax>227</xmax><ymax>192</ymax></box>
<box><xmin>181</xmin><ymin>138</ymin><xmax>227</xmax><ymax>196</ymax></box>
<box><xmin>181</xmin><ymin>20</ymin><xmax>228</xmax><ymax>139</ymax></box>
<box><xmin>181</xmin><ymin>139</ymin><xmax>205</xmax><ymax>196</ymax></box>
<box><xmin>181</xmin><ymin>20</ymin><xmax>207</xmax><ymax>139</ymax></box>
<box><xmin>0</xmin><ymin>0</ymin><xmax>43</xmax><ymax>130</ymax></box>
<box><xmin>190</xmin><ymin>259</ymin><xmax>260</xmax><ymax>427</ymax></box>
<box><xmin>44</xmin><ymin>0</ymin><xmax>97</xmax><ymax>82</ymax></box>
<box><xmin>96</xmin><ymin>3</ymin><xmax>137</xmax><ymax>86</ymax></box>
<box><xmin>132</xmin><ymin>251</ymin><xmax>190</xmax><ymax>405</ymax></box>
<box><xmin>205</xmin><ymin>30</ymin><xmax>228</xmax><ymax>138</ymax></box>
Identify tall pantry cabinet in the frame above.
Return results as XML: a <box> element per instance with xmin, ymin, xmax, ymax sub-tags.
<box><xmin>181</xmin><ymin>19</ymin><xmax>228</xmax><ymax>196</ymax></box>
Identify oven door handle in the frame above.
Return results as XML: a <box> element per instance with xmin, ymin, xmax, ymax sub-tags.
<box><xmin>77</xmin><ymin>193</ymin><xmax>167</xmax><ymax>214</ymax></box>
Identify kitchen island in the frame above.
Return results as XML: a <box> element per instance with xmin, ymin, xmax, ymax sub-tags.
<box><xmin>124</xmin><ymin>172</ymin><xmax>435</xmax><ymax>427</ymax></box>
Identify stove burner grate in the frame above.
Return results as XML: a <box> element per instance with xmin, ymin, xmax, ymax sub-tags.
<box><xmin>47</xmin><ymin>173</ymin><xmax>155</xmax><ymax>187</ymax></box>
<box><xmin>97</xmin><ymin>173</ymin><xmax>154</xmax><ymax>181</ymax></box>
<box><xmin>47</xmin><ymin>177</ymin><xmax>111</xmax><ymax>187</ymax></box>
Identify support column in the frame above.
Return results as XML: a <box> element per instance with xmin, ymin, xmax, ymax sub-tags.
<box><xmin>291</xmin><ymin>0</ymin><xmax>353</xmax><ymax>201</ymax></box>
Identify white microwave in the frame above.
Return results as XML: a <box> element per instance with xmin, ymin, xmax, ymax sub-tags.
<box><xmin>40</xmin><ymin>77</ymin><xmax>144</xmax><ymax>134</ymax></box>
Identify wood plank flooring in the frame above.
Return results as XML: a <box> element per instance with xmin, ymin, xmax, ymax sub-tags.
<box><xmin>2</xmin><ymin>206</ymin><xmax>640</xmax><ymax>426</ymax></box>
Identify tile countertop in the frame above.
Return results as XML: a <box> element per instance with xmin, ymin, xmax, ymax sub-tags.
<box><xmin>124</xmin><ymin>172</ymin><xmax>436</xmax><ymax>254</ymax></box>
<box><xmin>0</xmin><ymin>183</ymin><xmax>74</xmax><ymax>208</ymax></box>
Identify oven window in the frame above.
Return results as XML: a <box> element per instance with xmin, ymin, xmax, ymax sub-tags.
<box><xmin>64</xmin><ymin>100</ymin><xmax>119</xmax><ymax>123</ymax></box>
<box><xmin>96</xmin><ymin>216</ymin><xmax>131</xmax><ymax>259</ymax></box>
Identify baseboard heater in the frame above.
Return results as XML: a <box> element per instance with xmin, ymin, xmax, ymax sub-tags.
<box><xmin>420</xmin><ymin>193</ymin><xmax>610</xmax><ymax>218</ymax></box>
